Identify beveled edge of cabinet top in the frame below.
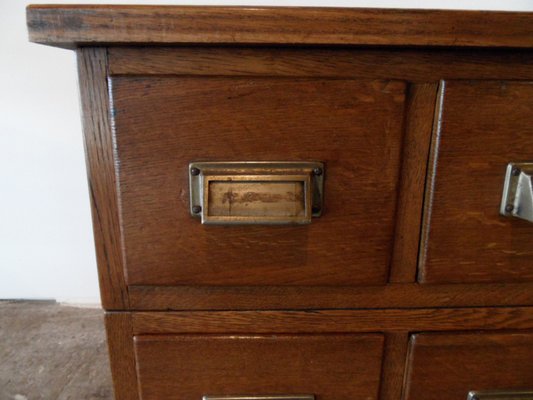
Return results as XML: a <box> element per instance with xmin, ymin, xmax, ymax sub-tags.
<box><xmin>27</xmin><ymin>5</ymin><xmax>533</xmax><ymax>49</ymax></box>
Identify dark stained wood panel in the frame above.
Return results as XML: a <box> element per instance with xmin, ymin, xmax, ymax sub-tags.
<box><xmin>108</xmin><ymin>47</ymin><xmax>533</xmax><ymax>82</ymax></box>
<box><xmin>77</xmin><ymin>48</ymin><xmax>128</xmax><ymax>309</ymax></box>
<box><xmin>379</xmin><ymin>332</ymin><xmax>410</xmax><ymax>400</ymax></box>
<box><xmin>128</xmin><ymin>282</ymin><xmax>533</xmax><ymax>310</ymax></box>
<box><xmin>390</xmin><ymin>83</ymin><xmax>438</xmax><ymax>282</ymax></box>
<box><xmin>134</xmin><ymin>334</ymin><xmax>384</xmax><ymax>400</ymax></box>
<box><xmin>104</xmin><ymin>313</ymin><xmax>139</xmax><ymax>400</ymax></box>
<box><xmin>404</xmin><ymin>331</ymin><xmax>533</xmax><ymax>400</ymax></box>
<box><xmin>420</xmin><ymin>81</ymin><xmax>533</xmax><ymax>284</ymax></box>
<box><xmin>111</xmin><ymin>77</ymin><xmax>406</xmax><ymax>286</ymax></box>
<box><xmin>131</xmin><ymin>307</ymin><xmax>533</xmax><ymax>334</ymax></box>
<box><xmin>27</xmin><ymin>5</ymin><xmax>533</xmax><ymax>49</ymax></box>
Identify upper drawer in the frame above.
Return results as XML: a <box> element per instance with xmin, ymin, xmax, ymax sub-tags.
<box><xmin>404</xmin><ymin>331</ymin><xmax>533</xmax><ymax>400</ymax></box>
<box><xmin>420</xmin><ymin>81</ymin><xmax>533</xmax><ymax>284</ymax></box>
<box><xmin>134</xmin><ymin>334</ymin><xmax>384</xmax><ymax>400</ymax></box>
<box><xmin>111</xmin><ymin>77</ymin><xmax>406</xmax><ymax>286</ymax></box>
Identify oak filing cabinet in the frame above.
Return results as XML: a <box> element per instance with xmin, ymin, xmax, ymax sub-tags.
<box><xmin>27</xmin><ymin>5</ymin><xmax>533</xmax><ymax>400</ymax></box>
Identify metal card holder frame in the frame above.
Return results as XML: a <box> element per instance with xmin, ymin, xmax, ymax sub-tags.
<box><xmin>468</xmin><ymin>391</ymin><xmax>533</xmax><ymax>400</ymax></box>
<box><xmin>189</xmin><ymin>161</ymin><xmax>324</xmax><ymax>225</ymax></box>
<box><xmin>500</xmin><ymin>162</ymin><xmax>533</xmax><ymax>223</ymax></box>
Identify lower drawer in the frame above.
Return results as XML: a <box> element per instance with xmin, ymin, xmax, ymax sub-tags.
<box><xmin>134</xmin><ymin>334</ymin><xmax>384</xmax><ymax>400</ymax></box>
<box><xmin>404</xmin><ymin>331</ymin><xmax>533</xmax><ymax>400</ymax></box>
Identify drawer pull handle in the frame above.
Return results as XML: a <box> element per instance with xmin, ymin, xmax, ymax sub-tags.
<box><xmin>189</xmin><ymin>161</ymin><xmax>324</xmax><ymax>225</ymax></box>
<box><xmin>203</xmin><ymin>396</ymin><xmax>315</xmax><ymax>400</ymax></box>
<box><xmin>468</xmin><ymin>391</ymin><xmax>533</xmax><ymax>400</ymax></box>
<box><xmin>500</xmin><ymin>162</ymin><xmax>533</xmax><ymax>223</ymax></box>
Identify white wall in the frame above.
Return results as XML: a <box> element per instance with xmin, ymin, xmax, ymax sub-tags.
<box><xmin>1</xmin><ymin>0</ymin><xmax>532</xmax><ymax>305</ymax></box>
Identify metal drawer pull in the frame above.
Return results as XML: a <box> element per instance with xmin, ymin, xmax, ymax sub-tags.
<box><xmin>500</xmin><ymin>162</ymin><xmax>533</xmax><ymax>223</ymax></box>
<box><xmin>203</xmin><ymin>396</ymin><xmax>315</xmax><ymax>400</ymax></box>
<box><xmin>468</xmin><ymin>391</ymin><xmax>533</xmax><ymax>400</ymax></box>
<box><xmin>189</xmin><ymin>161</ymin><xmax>324</xmax><ymax>225</ymax></box>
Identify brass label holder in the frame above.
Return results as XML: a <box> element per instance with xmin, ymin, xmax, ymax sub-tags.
<box><xmin>500</xmin><ymin>162</ymin><xmax>533</xmax><ymax>223</ymax></box>
<box><xmin>189</xmin><ymin>161</ymin><xmax>324</xmax><ymax>225</ymax></box>
<box><xmin>468</xmin><ymin>391</ymin><xmax>533</xmax><ymax>400</ymax></box>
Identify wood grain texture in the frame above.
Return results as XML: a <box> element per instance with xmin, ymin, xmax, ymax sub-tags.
<box><xmin>419</xmin><ymin>81</ymin><xmax>533</xmax><ymax>284</ymax></box>
<box><xmin>390</xmin><ymin>83</ymin><xmax>438</xmax><ymax>283</ymax></box>
<box><xmin>134</xmin><ymin>334</ymin><xmax>384</xmax><ymax>400</ymax></box>
<box><xmin>104</xmin><ymin>313</ymin><xmax>139</xmax><ymax>400</ymax></box>
<box><xmin>404</xmin><ymin>331</ymin><xmax>533</xmax><ymax>400</ymax></box>
<box><xmin>111</xmin><ymin>77</ymin><xmax>406</xmax><ymax>286</ymax></box>
<box><xmin>379</xmin><ymin>332</ymin><xmax>409</xmax><ymax>400</ymax></box>
<box><xmin>77</xmin><ymin>48</ymin><xmax>128</xmax><ymax>310</ymax></box>
<box><xmin>27</xmin><ymin>6</ymin><xmax>533</xmax><ymax>48</ymax></box>
<box><xmin>131</xmin><ymin>307</ymin><xmax>533</xmax><ymax>334</ymax></box>
<box><xmin>128</xmin><ymin>283</ymin><xmax>533</xmax><ymax>310</ymax></box>
<box><xmin>108</xmin><ymin>47</ymin><xmax>533</xmax><ymax>82</ymax></box>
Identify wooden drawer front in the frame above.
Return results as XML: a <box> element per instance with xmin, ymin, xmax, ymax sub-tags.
<box><xmin>404</xmin><ymin>332</ymin><xmax>533</xmax><ymax>400</ymax></box>
<box><xmin>111</xmin><ymin>77</ymin><xmax>406</xmax><ymax>286</ymax></box>
<box><xmin>420</xmin><ymin>81</ymin><xmax>533</xmax><ymax>283</ymax></box>
<box><xmin>134</xmin><ymin>334</ymin><xmax>384</xmax><ymax>400</ymax></box>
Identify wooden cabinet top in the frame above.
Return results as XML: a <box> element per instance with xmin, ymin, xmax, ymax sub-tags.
<box><xmin>27</xmin><ymin>5</ymin><xmax>533</xmax><ymax>49</ymax></box>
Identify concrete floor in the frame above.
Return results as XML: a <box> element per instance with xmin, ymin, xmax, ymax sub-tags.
<box><xmin>0</xmin><ymin>301</ymin><xmax>113</xmax><ymax>400</ymax></box>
